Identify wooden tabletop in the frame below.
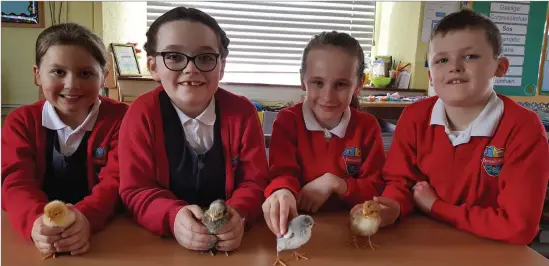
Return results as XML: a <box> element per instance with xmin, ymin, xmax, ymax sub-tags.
<box><xmin>2</xmin><ymin>212</ymin><xmax>548</xmax><ymax>266</ymax></box>
<box><xmin>359</xmin><ymin>101</ymin><xmax>414</xmax><ymax>108</ymax></box>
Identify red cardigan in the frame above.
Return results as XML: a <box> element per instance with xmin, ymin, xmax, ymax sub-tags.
<box><xmin>265</xmin><ymin>103</ymin><xmax>386</xmax><ymax>207</ymax></box>
<box><xmin>1</xmin><ymin>96</ymin><xmax>128</xmax><ymax>240</ymax></box>
<box><xmin>118</xmin><ymin>86</ymin><xmax>269</xmax><ymax>236</ymax></box>
<box><xmin>382</xmin><ymin>95</ymin><xmax>549</xmax><ymax>244</ymax></box>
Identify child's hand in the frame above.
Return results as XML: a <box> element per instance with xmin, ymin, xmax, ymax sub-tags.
<box><xmin>54</xmin><ymin>205</ymin><xmax>91</xmax><ymax>255</ymax></box>
<box><xmin>374</xmin><ymin>196</ymin><xmax>401</xmax><ymax>227</ymax></box>
<box><xmin>413</xmin><ymin>181</ymin><xmax>439</xmax><ymax>213</ymax></box>
<box><xmin>215</xmin><ymin>207</ymin><xmax>245</xmax><ymax>252</ymax></box>
<box><xmin>31</xmin><ymin>215</ymin><xmax>64</xmax><ymax>255</ymax></box>
<box><xmin>262</xmin><ymin>189</ymin><xmax>298</xmax><ymax>237</ymax></box>
<box><xmin>298</xmin><ymin>173</ymin><xmax>341</xmax><ymax>213</ymax></box>
<box><xmin>173</xmin><ymin>205</ymin><xmax>217</xmax><ymax>251</ymax></box>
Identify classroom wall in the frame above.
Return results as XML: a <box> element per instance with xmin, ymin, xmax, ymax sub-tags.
<box><xmin>101</xmin><ymin>2</ymin><xmax>148</xmax><ymax>75</ymax></box>
<box><xmin>1</xmin><ymin>1</ymin><xmax>101</xmax><ymax>105</ymax></box>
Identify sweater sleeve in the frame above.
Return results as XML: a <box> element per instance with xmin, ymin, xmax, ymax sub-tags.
<box><xmin>430</xmin><ymin>114</ymin><xmax>549</xmax><ymax>245</ymax></box>
<box><xmin>225</xmin><ymin>103</ymin><xmax>269</xmax><ymax>225</ymax></box>
<box><xmin>118</xmin><ymin>104</ymin><xmax>187</xmax><ymax>237</ymax></box>
<box><xmin>339</xmin><ymin>118</ymin><xmax>386</xmax><ymax>206</ymax></box>
<box><xmin>75</xmin><ymin>108</ymin><xmax>127</xmax><ymax>233</ymax></box>
<box><xmin>381</xmin><ymin>108</ymin><xmax>426</xmax><ymax>218</ymax></box>
<box><xmin>264</xmin><ymin>110</ymin><xmax>302</xmax><ymax>199</ymax></box>
<box><xmin>1</xmin><ymin>109</ymin><xmax>48</xmax><ymax>240</ymax></box>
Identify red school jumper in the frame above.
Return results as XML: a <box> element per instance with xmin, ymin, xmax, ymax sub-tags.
<box><xmin>264</xmin><ymin>103</ymin><xmax>386</xmax><ymax>207</ymax></box>
<box><xmin>1</xmin><ymin>96</ymin><xmax>128</xmax><ymax>240</ymax></box>
<box><xmin>118</xmin><ymin>86</ymin><xmax>269</xmax><ymax>236</ymax></box>
<box><xmin>382</xmin><ymin>95</ymin><xmax>549</xmax><ymax>244</ymax></box>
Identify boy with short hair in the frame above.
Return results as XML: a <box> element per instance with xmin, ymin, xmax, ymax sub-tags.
<box><xmin>366</xmin><ymin>9</ymin><xmax>549</xmax><ymax>245</ymax></box>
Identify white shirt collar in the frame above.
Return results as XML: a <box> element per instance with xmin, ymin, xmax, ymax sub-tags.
<box><xmin>430</xmin><ymin>91</ymin><xmax>504</xmax><ymax>137</ymax></box>
<box><xmin>302</xmin><ymin>99</ymin><xmax>351</xmax><ymax>138</ymax></box>
<box><xmin>42</xmin><ymin>98</ymin><xmax>101</xmax><ymax>131</ymax></box>
<box><xmin>172</xmin><ymin>96</ymin><xmax>216</xmax><ymax>126</ymax></box>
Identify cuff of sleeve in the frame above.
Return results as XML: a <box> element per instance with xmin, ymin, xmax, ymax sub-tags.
<box><xmin>264</xmin><ymin>177</ymin><xmax>300</xmax><ymax>199</ymax></box>
<box><xmin>381</xmin><ymin>187</ymin><xmax>412</xmax><ymax>218</ymax></box>
<box><xmin>338</xmin><ymin>177</ymin><xmax>363</xmax><ymax>206</ymax></box>
<box><xmin>168</xmin><ymin>205</ymin><xmax>185</xmax><ymax>236</ymax></box>
<box><xmin>429</xmin><ymin>199</ymin><xmax>458</xmax><ymax>226</ymax></box>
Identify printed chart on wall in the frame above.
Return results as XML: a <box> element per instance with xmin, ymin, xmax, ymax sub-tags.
<box><xmin>473</xmin><ymin>1</ymin><xmax>548</xmax><ymax>96</ymax></box>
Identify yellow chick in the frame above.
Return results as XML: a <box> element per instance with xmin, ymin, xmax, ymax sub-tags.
<box><xmin>349</xmin><ymin>200</ymin><xmax>381</xmax><ymax>251</ymax></box>
<box><xmin>42</xmin><ymin>200</ymin><xmax>76</xmax><ymax>229</ymax></box>
<box><xmin>41</xmin><ymin>200</ymin><xmax>76</xmax><ymax>260</ymax></box>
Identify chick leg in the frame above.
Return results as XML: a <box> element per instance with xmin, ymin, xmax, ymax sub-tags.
<box><xmin>348</xmin><ymin>235</ymin><xmax>360</xmax><ymax>249</ymax></box>
<box><xmin>292</xmin><ymin>250</ymin><xmax>309</xmax><ymax>260</ymax></box>
<box><xmin>273</xmin><ymin>252</ymin><xmax>287</xmax><ymax>266</ymax></box>
<box><xmin>41</xmin><ymin>253</ymin><xmax>55</xmax><ymax>260</ymax></box>
<box><xmin>362</xmin><ymin>235</ymin><xmax>379</xmax><ymax>251</ymax></box>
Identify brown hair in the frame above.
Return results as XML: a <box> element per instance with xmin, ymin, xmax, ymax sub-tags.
<box><xmin>144</xmin><ymin>7</ymin><xmax>230</xmax><ymax>59</ymax></box>
<box><xmin>35</xmin><ymin>23</ymin><xmax>107</xmax><ymax>71</ymax></box>
<box><xmin>430</xmin><ymin>9</ymin><xmax>502</xmax><ymax>57</ymax></box>
<box><xmin>300</xmin><ymin>31</ymin><xmax>364</xmax><ymax>109</ymax></box>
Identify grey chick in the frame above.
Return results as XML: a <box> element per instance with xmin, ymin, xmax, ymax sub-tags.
<box><xmin>273</xmin><ymin>215</ymin><xmax>315</xmax><ymax>266</ymax></box>
<box><xmin>201</xmin><ymin>199</ymin><xmax>231</xmax><ymax>256</ymax></box>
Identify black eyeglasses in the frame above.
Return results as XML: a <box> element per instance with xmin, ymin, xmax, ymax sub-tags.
<box><xmin>152</xmin><ymin>52</ymin><xmax>220</xmax><ymax>72</ymax></box>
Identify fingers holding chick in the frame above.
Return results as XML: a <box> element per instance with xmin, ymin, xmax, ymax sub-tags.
<box><xmin>263</xmin><ymin>189</ymin><xmax>296</xmax><ymax>237</ymax></box>
<box><xmin>174</xmin><ymin>205</ymin><xmax>215</xmax><ymax>251</ymax></box>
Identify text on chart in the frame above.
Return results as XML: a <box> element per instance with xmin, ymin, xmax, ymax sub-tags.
<box><xmin>495</xmin><ymin>77</ymin><xmax>522</xmax><ymax>87</ymax></box>
<box><xmin>490</xmin><ymin>2</ymin><xmax>530</xmax><ymax>14</ymax></box>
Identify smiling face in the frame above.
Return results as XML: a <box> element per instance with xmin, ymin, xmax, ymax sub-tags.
<box><xmin>302</xmin><ymin>46</ymin><xmax>362</xmax><ymax>129</ymax></box>
<box><xmin>148</xmin><ymin>20</ymin><xmax>225</xmax><ymax>116</ymax></box>
<box><xmin>34</xmin><ymin>44</ymin><xmax>104</xmax><ymax>119</ymax></box>
<box><xmin>428</xmin><ymin>28</ymin><xmax>508</xmax><ymax>107</ymax></box>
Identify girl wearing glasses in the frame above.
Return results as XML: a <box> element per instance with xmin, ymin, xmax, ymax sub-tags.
<box><xmin>2</xmin><ymin>23</ymin><xmax>128</xmax><ymax>256</ymax></box>
<box><xmin>262</xmin><ymin>31</ymin><xmax>387</xmax><ymax>237</ymax></box>
<box><xmin>118</xmin><ymin>7</ymin><xmax>268</xmax><ymax>253</ymax></box>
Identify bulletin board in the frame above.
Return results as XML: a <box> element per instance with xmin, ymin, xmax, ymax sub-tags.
<box><xmin>473</xmin><ymin>2</ymin><xmax>548</xmax><ymax>96</ymax></box>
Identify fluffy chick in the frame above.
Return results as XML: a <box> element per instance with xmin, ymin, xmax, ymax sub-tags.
<box><xmin>41</xmin><ymin>200</ymin><xmax>76</xmax><ymax>259</ymax></box>
<box><xmin>201</xmin><ymin>199</ymin><xmax>231</xmax><ymax>256</ymax></box>
<box><xmin>274</xmin><ymin>215</ymin><xmax>315</xmax><ymax>266</ymax></box>
<box><xmin>350</xmin><ymin>200</ymin><xmax>381</xmax><ymax>250</ymax></box>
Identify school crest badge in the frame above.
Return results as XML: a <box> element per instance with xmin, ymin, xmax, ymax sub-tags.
<box><xmin>342</xmin><ymin>147</ymin><xmax>361</xmax><ymax>176</ymax></box>
<box><xmin>94</xmin><ymin>147</ymin><xmax>105</xmax><ymax>158</ymax></box>
<box><xmin>482</xmin><ymin>146</ymin><xmax>504</xmax><ymax>177</ymax></box>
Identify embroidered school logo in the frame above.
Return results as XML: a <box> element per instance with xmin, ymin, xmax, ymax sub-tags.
<box><xmin>231</xmin><ymin>155</ymin><xmax>239</xmax><ymax>168</ymax></box>
<box><xmin>94</xmin><ymin>147</ymin><xmax>105</xmax><ymax>158</ymax></box>
<box><xmin>482</xmin><ymin>146</ymin><xmax>505</xmax><ymax>177</ymax></box>
<box><xmin>342</xmin><ymin>147</ymin><xmax>361</xmax><ymax>176</ymax></box>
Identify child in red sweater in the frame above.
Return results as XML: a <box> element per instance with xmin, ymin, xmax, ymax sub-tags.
<box><xmin>2</xmin><ymin>23</ymin><xmax>128</xmax><ymax>256</ymax></box>
<box><xmin>263</xmin><ymin>31</ymin><xmax>386</xmax><ymax>237</ymax></box>
<box><xmin>118</xmin><ymin>7</ymin><xmax>268</xmax><ymax>253</ymax></box>
<box><xmin>367</xmin><ymin>9</ymin><xmax>549</xmax><ymax>245</ymax></box>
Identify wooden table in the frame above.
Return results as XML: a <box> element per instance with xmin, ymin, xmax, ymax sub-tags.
<box><xmin>3</xmin><ymin>212</ymin><xmax>548</xmax><ymax>266</ymax></box>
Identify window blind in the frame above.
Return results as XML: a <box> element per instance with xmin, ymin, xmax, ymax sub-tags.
<box><xmin>147</xmin><ymin>1</ymin><xmax>376</xmax><ymax>85</ymax></box>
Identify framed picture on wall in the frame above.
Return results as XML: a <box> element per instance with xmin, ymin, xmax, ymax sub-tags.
<box><xmin>1</xmin><ymin>1</ymin><xmax>44</xmax><ymax>28</ymax></box>
<box><xmin>111</xmin><ymin>43</ymin><xmax>142</xmax><ymax>77</ymax></box>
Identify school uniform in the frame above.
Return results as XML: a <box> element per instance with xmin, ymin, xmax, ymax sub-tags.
<box><xmin>1</xmin><ymin>96</ymin><xmax>128</xmax><ymax>240</ymax></box>
<box><xmin>118</xmin><ymin>86</ymin><xmax>268</xmax><ymax>237</ymax></box>
<box><xmin>382</xmin><ymin>92</ymin><xmax>549</xmax><ymax>244</ymax></box>
<box><xmin>265</xmin><ymin>100</ymin><xmax>386</xmax><ymax>208</ymax></box>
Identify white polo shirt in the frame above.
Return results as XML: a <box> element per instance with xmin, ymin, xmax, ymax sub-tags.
<box><xmin>42</xmin><ymin>98</ymin><xmax>101</xmax><ymax>156</ymax></box>
<box><xmin>171</xmin><ymin>96</ymin><xmax>216</xmax><ymax>154</ymax></box>
<box><xmin>302</xmin><ymin>99</ymin><xmax>351</xmax><ymax>139</ymax></box>
<box><xmin>430</xmin><ymin>91</ymin><xmax>504</xmax><ymax>146</ymax></box>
